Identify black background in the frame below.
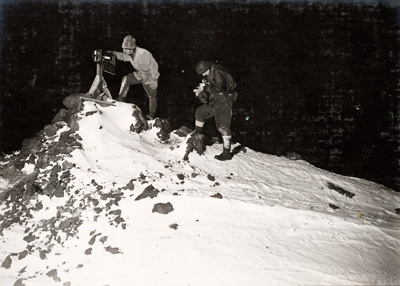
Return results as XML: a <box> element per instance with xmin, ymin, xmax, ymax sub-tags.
<box><xmin>0</xmin><ymin>0</ymin><xmax>399</xmax><ymax>191</ymax></box>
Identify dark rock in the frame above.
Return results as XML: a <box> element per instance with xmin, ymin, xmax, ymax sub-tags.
<box><xmin>20</xmin><ymin>137</ymin><xmax>42</xmax><ymax>156</ymax></box>
<box><xmin>152</xmin><ymin>202</ymin><xmax>174</xmax><ymax>215</ymax></box>
<box><xmin>207</xmin><ymin>174</ymin><xmax>215</xmax><ymax>181</ymax></box>
<box><xmin>211</xmin><ymin>193</ymin><xmax>223</xmax><ymax>199</ymax></box>
<box><xmin>1</xmin><ymin>255</ymin><xmax>12</xmax><ymax>269</ymax></box>
<box><xmin>14</xmin><ymin>278</ymin><xmax>26</xmax><ymax>286</ymax></box>
<box><xmin>130</xmin><ymin>105</ymin><xmax>149</xmax><ymax>133</ymax></box>
<box><xmin>52</xmin><ymin>108</ymin><xmax>69</xmax><ymax>123</ymax></box>
<box><xmin>329</xmin><ymin>203</ymin><xmax>340</xmax><ymax>210</ymax></box>
<box><xmin>173</xmin><ymin>126</ymin><xmax>193</xmax><ymax>137</ymax></box>
<box><xmin>135</xmin><ymin>185</ymin><xmax>159</xmax><ymax>201</ymax></box>
<box><xmin>284</xmin><ymin>152</ymin><xmax>302</xmax><ymax>160</ymax></box>
<box><xmin>169</xmin><ymin>223</ymin><xmax>178</xmax><ymax>230</ymax></box>
<box><xmin>46</xmin><ymin>269</ymin><xmax>61</xmax><ymax>282</ymax></box>
<box><xmin>153</xmin><ymin>118</ymin><xmax>171</xmax><ymax>141</ymax></box>
<box><xmin>327</xmin><ymin>182</ymin><xmax>355</xmax><ymax>198</ymax></box>
<box><xmin>183</xmin><ymin>131</ymin><xmax>205</xmax><ymax>161</ymax></box>
<box><xmin>105</xmin><ymin>246</ymin><xmax>122</xmax><ymax>254</ymax></box>
<box><xmin>63</xmin><ymin>93</ymin><xmax>84</xmax><ymax>111</ymax></box>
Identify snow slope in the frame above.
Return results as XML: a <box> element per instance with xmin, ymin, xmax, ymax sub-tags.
<box><xmin>0</xmin><ymin>100</ymin><xmax>399</xmax><ymax>286</ymax></box>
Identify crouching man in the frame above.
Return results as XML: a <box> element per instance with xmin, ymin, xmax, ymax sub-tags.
<box><xmin>194</xmin><ymin>60</ymin><xmax>237</xmax><ymax>161</ymax></box>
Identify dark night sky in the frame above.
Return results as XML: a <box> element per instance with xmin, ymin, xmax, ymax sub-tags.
<box><xmin>0</xmin><ymin>0</ymin><xmax>399</xmax><ymax>191</ymax></box>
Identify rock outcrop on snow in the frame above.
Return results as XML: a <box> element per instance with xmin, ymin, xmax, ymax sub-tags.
<box><xmin>0</xmin><ymin>94</ymin><xmax>178</xmax><ymax>235</ymax></box>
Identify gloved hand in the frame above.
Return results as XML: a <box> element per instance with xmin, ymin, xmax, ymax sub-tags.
<box><xmin>149</xmin><ymin>82</ymin><xmax>158</xmax><ymax>90</ymax></box>
<box><xmin>198</xmin><ymin>90</ymin><xmax>209</xmax><ymax>104</ymax></box>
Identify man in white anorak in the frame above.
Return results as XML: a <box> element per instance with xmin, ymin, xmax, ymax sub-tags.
<box><xmin>112</xmin><ymin>35</ymin><xmax>160</xmax><ymax>120</ymax></box>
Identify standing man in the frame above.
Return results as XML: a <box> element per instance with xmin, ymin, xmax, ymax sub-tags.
<box><xmin>194</xmin><ymin>61</ymin><xmax>237</xmax><ymax>161</ymax></box>
<box><xmin>112</xmin><ymin>35</ymin><xmax>160</xmax><ymax>120</ymax></box>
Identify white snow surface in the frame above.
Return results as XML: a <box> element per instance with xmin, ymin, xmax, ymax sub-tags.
<box><xmin>1</xmin><ymin>100</ymin><xmax>400</xmax><ymax>286</ymax></box>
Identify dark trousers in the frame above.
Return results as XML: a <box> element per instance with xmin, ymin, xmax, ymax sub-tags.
<box><xmin>195</xmin><ymin>94</ymin><xmax>234</xmax><ymax>136</ymax></box>
<box><xmin>119</xmin><ymin>72</ymin><xmax>157</xmax><ymax>115</ymax></box>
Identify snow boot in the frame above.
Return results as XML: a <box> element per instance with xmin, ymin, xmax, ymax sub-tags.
<box><xmin>215</xmin><ymin>148</ymin><xmax>233</xmax><ymax>161</ymax></box>
<box><xmin>215</xmin><ymin>135</ymin><xmax>232</xmax><ymax>161</ymax></box>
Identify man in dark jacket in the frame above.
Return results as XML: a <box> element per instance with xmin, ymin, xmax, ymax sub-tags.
<box><xmin>194</xmin><ymin>61</ymin><xmax>237</xmax><ymax>161</ymax></box>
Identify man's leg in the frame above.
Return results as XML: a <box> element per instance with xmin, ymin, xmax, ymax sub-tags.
<box><xmin>194</xmin><ymin>104</ymin><xmax>214</xmax><ymax>133</ymax></box>
<box><xmin>118</xmin><ymin>73</ymin><xmax>141</xmax><ymax>101</ymax></box>
<box><xmin>143</xmin><ymin>84</ymin><xmax>157</xmax><ymax>119</ymax></box>
<box><xmin>214</xmin><ymin>99</ymin><xmax>233</xmax><ymax>161</ymax></box>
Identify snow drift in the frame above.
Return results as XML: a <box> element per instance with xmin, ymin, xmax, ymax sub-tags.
<box><xmin>0</xmin><ymin>95</ymin><xmax>399</xmax><ymax>286</ymax></box>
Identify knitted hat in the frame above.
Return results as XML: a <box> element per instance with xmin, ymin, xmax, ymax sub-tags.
<box><xmin>122</xmin><ymin>35</ymin><xmax>136</xmax><ymax>49</ymax></box>
<box><xmin>196</xmin><ymin>61</ymin><xmax>211</xmax><ymax>75</ymax></box>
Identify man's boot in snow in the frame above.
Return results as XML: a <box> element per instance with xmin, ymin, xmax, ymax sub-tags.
<box><xmin>215</xmin><ymin>135</ymin><xmax>233</xmax><ymax>161</ymax></box>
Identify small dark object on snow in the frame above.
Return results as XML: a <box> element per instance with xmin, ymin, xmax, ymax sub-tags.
<box><xmin>153</xmin><ymin>118</ymin><xmax>171</xmax><ymax>141</ymax></box>
<box><xmin>1</xmin><ymin>255</ymin><xmax>12</xmax><ymax>269</ymax></box>
<box><xmin>105</xmin><ymin>246</ymin><xmax>122</xmax><ymax>254</ymax></box>
<box><xmin>231</xmin><ymin>144</ymin><xmax>246</xmax><ymax>155</ymax></box>
<box><xmin>327</xmin><ymin>182</ymin><xmax>355</xmax><ymax>198</ymax></box>
<box><xmin>169</xmin><ymin>223</ymin><xmax>178</xmax><ymax>230</ymax></box>
<box><xmin>285</xmin><ymin>152</ymin><xmax>302</xmax><ymax>160</ymax></box>
<box><xmin>395</xmin><ymin>208</ymin><xmax>400</xmax><ymax>215</ymax></box>
<box><xmin>135</xmin><ymin>185</ymin><xmax>159</xmax><ymax>201</ymax></box>
<box><xmin>210</xmin><ymin>193</ymin><xmax>223</xmax><ymax>199</ymax></box>
<box><xmin>130</xmin><ymin>105</ymin><xmax>149</xmax><ymax>133</ymax></box>
<box><xmin>152</xmin><ymin>202</ymin><xmax>174</xmax><ymax>214</ymax></box>
<box><xmin>177</xmin><ymin>174</ymin><xmax>185</xmax><ymax>180</ymax></box>
<box><xmin>207</xmin><ymin>174</ymin><xmax>215</xmax><ymax>181</ymax></box>
<box><xmin>183</xmin><ymin>131</ymin><xmax>205</xmax><ymax>161</ymax></box>
<box><xmin>329</xmin><ymin>204</ymin><xmax>340</xmax><ymax>210</ymax></box>
<box><xmin>173</xmin><ymin>126</ymin><xmax>193</xmax><ymax>137</ymax></box>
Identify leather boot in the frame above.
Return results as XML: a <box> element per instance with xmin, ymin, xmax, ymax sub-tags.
<box><xmin>215</xmin><ymin>148</ymin><xmax>233</xmax><ymax>161</ymax></box>
<box><xmin>215</xmin><ymin>135</ymin><xmax>232</xmax><ymax>161</ymax></box>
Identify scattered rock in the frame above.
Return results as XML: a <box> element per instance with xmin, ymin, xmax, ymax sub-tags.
<box><xmin>207</xmin><ymin>174</ymin><xmax>215</xmax><ymax>181</ymax></box>
<box><xmin>130</xmin><ymin>105</ymin><xmax>149</xmax><ymax>133</ymax></box>
<box><xmin>329</xmin><ymin>203</ymin><xmax>340</xmax><ymax>210</ymax></box>
<box><xmin>211</xmin><ymin>193</ymin><xmax>223</xmax><ymax>199</ymax></box>
<box><xmin>13</xmin><ymin>278</ymin><xmax>26</xmax><ymax>286</ymax></box>
<box><xmin>177</xmin><ymin>174</ymin><xmax>185</xmax><ymax>180</ymax></box>
<box><xmin>135</xmin><ymin>185</ymin><xmax>159</xmax><ymax>201</ymax></box>
<box><xmin>84</xmin><ymin>248</ymin><xmax>92</xmax><ymax>255</ymax></box>
<box><xmin>105</xmin><ymin>246</ymin><xmax>122</xmax><ymax>254</ymax></box>
<box><xmin>23</xmin><ymin>233</ymin><xmax>38</xmax><ymax>243</ymax></box>
<box><xmin>89</xmin><ymin>233</ymin><xmax>102</xmax><ymax>246</ymax></box>
<box><xmin>154</xmin><ymin>118</ymin><xmax>171</xmax><ymax>141</ymax></box>
<box><xmin>152</xmin><ymin>202</ymin><xmax>174</xmax><ymax>215</ymax></box>
<box><xmin>284</xmin><ymin>152</ymin><xmax>302</xmax><ymax>160</ymax></box>
<box><xmin>46</xmin><ymin>269</ymin><xmax>61</xmax><ymax>282</ymax></box>
<box><xmin>173</xmin><ymin>126</ymin><xmax>192</xmax><ymax>137</ymax></box>
<box><xmin>123</xmin><ymin>179</ymin><xmax>135</xmax><ymax>191</ymax></box>
<box><xmin>39</xmin><ymin>250</ymin><xmax>48</xmax><ymax>260</ymax></box>
<box><xmin>18</xmin><ymin>250</ymin><xmax>28</xmax><ymax>260</ymax></box>
<box><xmin>1</xmin><ymin>255</ymin><xmax>12</xmax><ymax>269</ymax></box>
<box><xmin>184</xmin><ymin>131</ymin><xmax>205</xmax><ymax>161</ymax></box>
<box><xmin>327</xmin><ymin>182</ymin><xmax>355</xmax><ymax>198</ymax></box>
<box><xmin>63</xmin><ymin>93</ymin><xmax>84</xmax><ymax>111</ymax></box>
<box><xmin>169</xmin><ymin>223</ymin><xmax>179</xmax><ymax>230</ymax></box>
<box><xmin>395</xmin><ymin>208</ymin><xmax>400</xmax><ymax>215</ymax></box>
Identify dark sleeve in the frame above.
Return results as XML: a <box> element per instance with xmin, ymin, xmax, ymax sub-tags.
<box><xmin>208</xmin><ymin>70</ymin><xmax>226</xmax><ymax>94</ymax></box>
